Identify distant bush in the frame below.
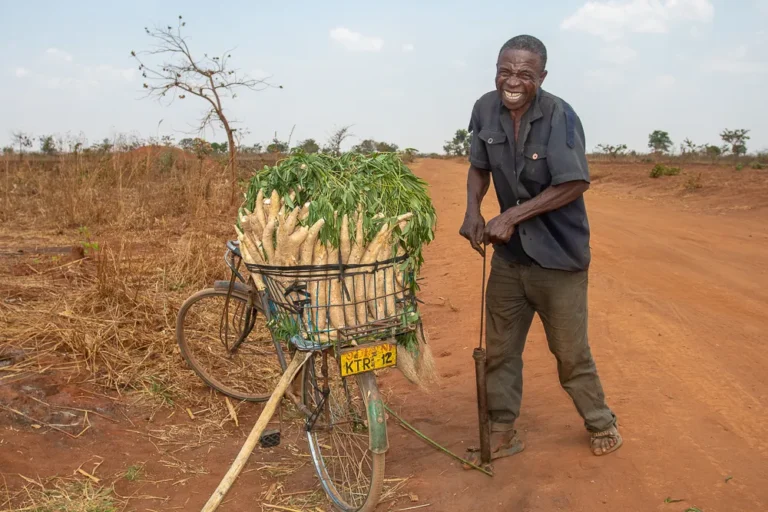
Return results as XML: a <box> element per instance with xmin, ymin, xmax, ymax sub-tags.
<box><xmin>750</xmin><ymin>161</ymin><xmax>764</xmax><ymax>170</ymax></box>
<box><xmin>735</xmin><ymin>163</ymin><xmax>744</xmax><ymax>171</ymax></box>
<box><xmin>649</xmin><ymin>164</ymin><xmax>682</xmax><ymax>178</ymax></box>
<box><xmin>399</xmin><ymin>148</ymin><xmax>418</xmax><ymax>164</ymax></box>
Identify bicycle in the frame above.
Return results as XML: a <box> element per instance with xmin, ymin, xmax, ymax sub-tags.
<box><xmin>177</xmin><ymin>240</ymin><xmax>423</xmax><ymax>512</ymax></box>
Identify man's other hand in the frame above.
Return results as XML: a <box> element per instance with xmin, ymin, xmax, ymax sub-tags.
<box><xmin>484</xmin><ymin>214</ymin><xmax>515</xmax><ymax>245</ymax></box>
<box><xmin>460</xmin><ymin>212</ymin><xmax>486</xmax><ymax>256</ymax></box>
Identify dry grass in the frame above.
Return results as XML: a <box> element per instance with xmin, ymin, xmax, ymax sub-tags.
<box><xmin>0</xmin><ymin>149</ymin><xmax>268</xmax><ymax>509</ymax></box>
<box><xmin>0</xmin><ymin>149</ymin><xmax>417</xmax><ymax>512</ymax></box>
<box><xmin>0</xmin><ymin>150</ymin><xmax>282</xmax><ymax>437</ymax></box>
<box><xmin>0</xmin><ymin>476</ymin><xmax>121</xmax><ymax>512</ymax></box>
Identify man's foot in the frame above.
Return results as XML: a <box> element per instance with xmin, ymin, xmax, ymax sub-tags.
<box><xmin>590</xmin><ymin>425</ymin><xmax>623</xmax><ymax>456</ymax></box>
<box><xmin>463</xmin><ymin>428</ymin><xmax>525</xmax><ymax>469</ymax></box>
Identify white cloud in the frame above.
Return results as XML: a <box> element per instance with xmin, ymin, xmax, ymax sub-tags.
<box><xmin>45</xmin><ymin>47</ymin><xmax>73</xmax><ymax>62</ymax></box>
<box><xmin>689</xmin><ymin>25</ymin><xmax>703</xmax><ymax>38</ymax></box>
<box><xmin>561</xmin><ymin>0</ymin><xmax>714</xmax><ymax>41</ymax></box>
<box><xmin>451</xmin><ymin>60</ymin><xmax>467</xmax><ymax>69</ymax></box>
<box><xmin>402</xmin><ymin>43</ymin><xmax>415</xmax><ymax>53</ymax></box>
<box><xmin>329</xmin><ymin>27</ymin><xmax>383</xmax><ymax>52</ymax></box>
<box><xmin>757</xmin><ymin>0</ymin><xmax>768</xmax><ymax>15</ymax></box>
<box><xmin>599</xmin><ymin>45</ymin><xmax>637</xmax><ymax>64</ymax></box>
<box><xmin>14</xmin><ymin>67</ymin><xmax>29</xmax><ymax>78</ymax></box>
<box><xmin>655</xmin><ymin>74</ymin><xmax>677</xmax><ymax>88</ymax></box>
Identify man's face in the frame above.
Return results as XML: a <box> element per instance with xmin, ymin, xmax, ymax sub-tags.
<box><xmin>495</xmin><ymin>49</ymin><xmax>547</xmax><ymax>113</ymax></box>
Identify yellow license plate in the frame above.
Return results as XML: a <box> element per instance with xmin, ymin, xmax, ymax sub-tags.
<box><xmin>339</xmin><ymin>342</ymin><xmax>397</xmax><ymax>377</ymax></box>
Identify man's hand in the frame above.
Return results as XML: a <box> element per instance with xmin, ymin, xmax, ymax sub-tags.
<box><xmin>484</xmin><ymin>212</ymin><xmax>516</xmax><ymax>245</ymax></box>
<box><xmin>459</xmin><ymin>211</ymin><xmax>486</xmax><ymax>256</ymax></box>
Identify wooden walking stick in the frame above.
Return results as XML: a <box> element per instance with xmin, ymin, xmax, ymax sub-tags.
<box><xmin>201</xmin><ymin>351</ymin><xmax>311</xmax><ymax>512</ymax></box>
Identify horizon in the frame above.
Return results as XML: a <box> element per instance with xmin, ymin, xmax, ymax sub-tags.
<box><xmin>2</xmin><ymin>0</ymin><xmax>767</xmax><ymax>154</ymax></box>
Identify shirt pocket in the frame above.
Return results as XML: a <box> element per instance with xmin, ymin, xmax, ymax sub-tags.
<box><xmin>522</xmin><ymin>144</ymin><xmax>550</xmax><ymax>185</ymax></box>
<box><xmin>478</xmin><ymin>129</ymin><xmax>507</xmax><ymax>169</ymax></box>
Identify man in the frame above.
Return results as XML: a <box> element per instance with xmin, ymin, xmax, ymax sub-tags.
<box><xmin>459</xmin><ymin>35</ymin><xmax>622</xmax><ymax>462</ymax></box>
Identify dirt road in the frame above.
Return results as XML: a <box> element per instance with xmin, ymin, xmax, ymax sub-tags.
<box><xmin>377</xmin><ymin>159</ymin><xmax>768</xmax><ymax>511</ymax></box>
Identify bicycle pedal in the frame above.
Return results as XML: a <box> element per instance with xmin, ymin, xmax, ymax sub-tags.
<box><xmin>259</xmin><ymin>429</ymin><xmax>281</xmax><ymax>448</ymax></box>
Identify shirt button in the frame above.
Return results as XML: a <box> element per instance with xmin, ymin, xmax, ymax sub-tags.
<box><xmin>487</xmin><ymin>138</ymin><xmax>493</xmax><ymax>143</ymax></box>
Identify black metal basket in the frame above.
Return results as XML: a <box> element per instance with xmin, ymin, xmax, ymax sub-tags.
<box><xmin>245</xmin><ymin>255</ymin><xmax>419</xmax><ymax>350</ymax></box>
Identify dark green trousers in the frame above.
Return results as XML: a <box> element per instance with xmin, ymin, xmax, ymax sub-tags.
<box><xmin>485</xmin><ymin>252</ymin><xmax>616</xmax><ymax>432</ymax></box>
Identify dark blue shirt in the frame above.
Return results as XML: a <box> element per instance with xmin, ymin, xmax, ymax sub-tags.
<box><xmin>468</xmin><ymin>88</ymin><xmax>592</xmax><ymax>271</ymax></box>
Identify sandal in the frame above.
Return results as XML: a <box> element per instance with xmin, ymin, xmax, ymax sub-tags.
<box><xmin>590</xmin><ymin>425</ymin><xmax>623</xmax><ymax>456</ymax></box>
<box><xmin>463</xmin><ymin>429</ymin><xmax>525</xmax><ymax>470</ymax></box>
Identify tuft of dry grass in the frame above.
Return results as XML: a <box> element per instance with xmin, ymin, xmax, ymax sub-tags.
<box><xmin>683</xmin><ymin>173</ymin><xmax>703</xmax><ymax>192</ymax></box>
<box><xmin>1</xmin><ymin>477</ymin><xmax>120</xmax><ymax>512</ymax></box>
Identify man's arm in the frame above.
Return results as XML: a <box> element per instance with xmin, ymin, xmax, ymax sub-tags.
<box><xmin>460</xmin><ymin>100</ymin><xmax>493</xmax><ymax>255</ymax></box>
<box><xmin>483</xmin><ymin>180</ymin><xmax>588</xmax><ymax>245</ymax></box>
<box><xmin>466</xmin><ymin>165</ymin><xmax>491</xmax><ymax>216</ymax></box>
<box><xmin>460</xmin><ymin>166</ymin><xmax>491</xmax><ymax>255</ymax></box>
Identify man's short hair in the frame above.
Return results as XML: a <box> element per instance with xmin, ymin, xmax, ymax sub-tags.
<box><xmin>498</xmin><ymin>35</ymin><xmax>547</xmax><ymax>71</ymax></box>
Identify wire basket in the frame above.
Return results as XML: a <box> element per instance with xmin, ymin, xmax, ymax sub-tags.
<box><xmin>245</xmin><ymin>254</ymin><xmax>419</xmax><ymax>351</ymax></box>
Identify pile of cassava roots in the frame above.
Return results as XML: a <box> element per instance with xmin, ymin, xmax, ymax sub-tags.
<box><xmin>235</xmin><ymin>152</ymin><xmax>439</xmax><ymax>386</ymax></box>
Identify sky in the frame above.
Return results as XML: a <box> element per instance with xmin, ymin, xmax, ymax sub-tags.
<box><xmin>2</xmin><ymin>0</ymin><xmax>767</xmax><ymax>154</ymax></box>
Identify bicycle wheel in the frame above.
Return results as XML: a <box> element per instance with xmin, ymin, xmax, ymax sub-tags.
<box><xmin>176</xmin><ymin>288</ymin><xmax>288</xmax><ymax>402</ymax></box>
<box><xmin>301</xmin><ymin>351</ymin><xmax>385</xmax><ymax>512</ymax></box>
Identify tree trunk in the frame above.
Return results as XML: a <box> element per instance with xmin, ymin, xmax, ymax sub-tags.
<box><xmin>227</xmin><ymin>129</ymin><xmax>237</xmax><ymax>205</ymax></box>
<box><xmin>217</xmin><ymin>112</ymin><xmax>237</xmax><ymax>206</ymax></box>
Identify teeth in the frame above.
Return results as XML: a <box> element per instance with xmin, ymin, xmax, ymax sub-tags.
<box><xmin>505</xmin><ymin>91</ymin><xmax>522</xmax><ymax>100</ymax></box>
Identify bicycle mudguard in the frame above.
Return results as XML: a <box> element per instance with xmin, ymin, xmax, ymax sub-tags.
<box><xmin>358</xmin><ymin>372</ymin><xmax>389</xmax><ymax>454</ymax></box>
<box><xmin>213</xmin><ymin>280</ymin><xmax>251</xmax><ymax>296</ymax></box>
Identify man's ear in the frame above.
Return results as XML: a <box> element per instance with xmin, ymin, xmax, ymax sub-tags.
<box><xmin>540</xmin><ymin>70</ymin><xmax>548</xmax><ymax>86</ymax></box>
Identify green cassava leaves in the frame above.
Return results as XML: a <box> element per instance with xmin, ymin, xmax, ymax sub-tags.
<box><xmin>241</xmin><ymin>151</ymin><xmax>437</xmax><ymax>272</ymax></box>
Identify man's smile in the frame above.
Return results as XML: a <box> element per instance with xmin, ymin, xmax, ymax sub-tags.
<box><xmin>503</xmin><ymin>91</ymin><xmax>524</xmax><ymax>102</ymax></box>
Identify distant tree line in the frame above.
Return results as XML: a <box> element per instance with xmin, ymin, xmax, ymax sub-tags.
<box><xmin>5</xmin><ymin>124</ymin><xmax>760</xmax><ymax>165</ymax></box>
<box><xmin>595</xmin><ymin>128</ymin><xmax>756</xmax><ymax>161</ymax></box>
<box><xmin>2</xmin><ymin>125</ymin><xmax>411</xmax><ymax>160</ymax></box>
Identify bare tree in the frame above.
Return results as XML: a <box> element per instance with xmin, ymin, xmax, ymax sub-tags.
<box><xmin>11</xmin><ymin>131</ymin><xmax>32</xmax><ymax>161</ymax></box>
<box><xmin>596</xmin><ymin>143</ymin><xmax>628</xmax><ymax>159</ymax></box>
<box><xmin>131</xmin><ymin>15</ymin><xmax>281</xmax><ymax>203</ymax></box>
<box><xmin>323</xmin><ymin>125</ymin><xmax>353</xmax><ymax>156</ymax></box>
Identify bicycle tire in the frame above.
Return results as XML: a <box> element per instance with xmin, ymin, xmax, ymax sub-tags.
<box><xmin>301</xmin><ymin>352</ymin><xmax>385</xmax><ymax>512</ymax></box>
<box><xmin>176</xmin><ymin>287</ymin><xmax>287</xmax><ymax>402</ymax></box>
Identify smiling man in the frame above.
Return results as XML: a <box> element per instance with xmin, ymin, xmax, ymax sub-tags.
<box><xmin>460</xmin><ymin>35</ymin><xmax>622</xmax><ymax>462</ymax></box>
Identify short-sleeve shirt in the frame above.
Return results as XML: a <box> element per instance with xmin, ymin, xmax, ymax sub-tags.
<box><xmin>468</xmin><ymin>88</ymin><xmax>591</xmax><ymax>272</ymax></box>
